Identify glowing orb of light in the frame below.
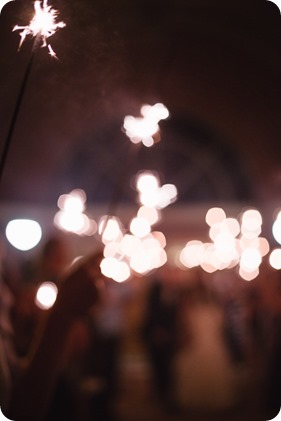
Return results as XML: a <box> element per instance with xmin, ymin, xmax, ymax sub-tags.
<box><xmin>123</xmin><ymin>103</ymin><xmax>169</xmax><ymax>147</ymax></box>
<box><xmin>137</xmin><ymin>206</ymin><xmax>160</xmax><ymax>226</ymax></box>
<box><xmin>269</xmin><ymin>248</ymin><xmax>281</xmax><ymax>270</ymax></box>
<box><xmin>136</xmin><ymin>172</ymin><xmax>159</xmax><ymax>193</ymax></box>
<box><xmin>100</xmin><ymin>257</ymin><xmax>131</xmax><ymax>283</ymax></box>
<box><xmin>35</xmin><ymin>281</ymin><xmax>58</xmax><ymax>309</ymax></box>
<box><xmin>13</xmin><ymin>0</ymin><xmax>66</xmax><ymax>58</ymax></box>
<box><xmin>205</xmin><ymin>207</ymin><xmax>226</xmax><ymax>227</ymax></box>
<box><xmin>99</xmin><ymin>216</ymin><xmax>123</xmax><ymax>243</ymax></box>
<box><xmin>6</xmin><ymin>219</ymin><xmax>42</xmax><ymax>251</ymax></box>
<box><xmin>240</xmin><ymin>248</ymin><xmax>262</xmax><ymax>272</ymax></box>
<box><xmin>129</xmin><ymin>217</ymin><xmax>151</xmax><ymax>238</ymax></box>
<box><xmin>272</xmin><ymin>217</ymin><xmax>281</xmax><ymax>245</ymax></box>
<box><xmin>180</xmin><ymin>240</ymin><xmax>205</xmax><ymax>268</ymax></box>
<box><xmin>239</xmin><ymin>267</ymin><xmax>259</xmax><ymax>281</ymax></box>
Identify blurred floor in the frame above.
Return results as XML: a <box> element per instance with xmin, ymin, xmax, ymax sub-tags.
<box><xmin>111</xmin><ymin>281</ymin><xmax>268</xmax><ymax>421</ymax></box>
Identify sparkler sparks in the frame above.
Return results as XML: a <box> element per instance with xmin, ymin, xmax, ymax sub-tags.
<box><xmin>13</xmin><ymin>0</ymin><xmax>65</xmax><ymax>57</ymax></box>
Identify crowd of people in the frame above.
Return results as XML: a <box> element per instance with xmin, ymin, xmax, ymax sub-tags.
<box><xmin>0</xmin><ymin>234</ymin><xmax>280</xmax><ymax>420</ymax></box>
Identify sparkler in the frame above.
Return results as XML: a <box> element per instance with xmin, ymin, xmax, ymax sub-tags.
<box><xmin>0</xmin><ymin>0</ymin><xmax>65</xmax><ymax>184</ymax></box>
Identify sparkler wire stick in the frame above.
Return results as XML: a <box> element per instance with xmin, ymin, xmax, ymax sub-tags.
<box><xmin>0</xmin><ymin>0</ymin><xmax>65</xmax><ymax>186</ymax></box>
<box><xmin>100</xmin><ymin>142</ymin><xmax>140</xmax><ymax>237</ymax></box>
<box><xmin>0</xmin><ymin>35</ymin><xmax>41</xmax><ymax>184</ymax></box>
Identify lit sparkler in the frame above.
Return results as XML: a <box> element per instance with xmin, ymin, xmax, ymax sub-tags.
<box><xmin>0</xmin><ymin>0</ymin><xmax>65</xmax><ymax>184</ymax></box>
<box><xmin>13</xmin><ymin>0</ymin><xmax>66</xmax><ymax>58</ymax></box>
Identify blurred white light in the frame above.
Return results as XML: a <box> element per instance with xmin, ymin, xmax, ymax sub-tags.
<box><xmin>141</xmin><ymin>103</ymin><xmax>169</xmax><ymax>120</ymax></box>
<box><xmin>241</xmin><ymin>209</ymin><xmax>262</xmax><ymax>231</ymax></box>
<box><xmin>180</xmin><ymin>241</ymin><xmax>204</xmax><ymax>268</ymax></box>
<box><xmin>123</xmin><ymin>103</ymin><xmax>169</xmax><ymax>147</ymax></box>
<box><xmin>100</xmin><ymin>257</ymin><xmax>120</xmax><ymax>278</ymax></box>
<box><xmin>269</xmin><ymin>248</ymin><xmax>281</xmax><ymax>270</ymax></box>
<box><xmin>272</xmin><ymin>218</ymin><xmax>281</xmax><ymax>245</ymax></box>
<box><xmin>103</xmin><ymin>241</ymin><xmax>122</xmax><ymax>258</ymax></box>
<box><xmin>58</xmin><ymin>189</ymin><xmax>86</xmax><ymax>213</ymax></box>
<box><xmin>139</xmin><ymin>190</ymin><xmax>160</xmax><ymax>208</ymax></box>
<box><xmin>137</xmin><ymin>206</ymin><xmax>160</xmax><ymax>226</ymax></box>
<box><xmin>54</xmin><ymin>211</ymin><xmax>88</xmax><ymax>234</ymax></box>
<box><xmin>205</xmin><ymin>207</ymin><xmax>226</xmax><ymax>227</ymax></box>
<box><xmin>209</xmin><ymin>222</ymin><xmax>221</xmax><ymax>242</ymax></box>
<box><xmin>239</xmin><ymin>267</ymin><xmax>259</xmax><ymax>281</ymax></box>
<box><xmin>214</xmin><ymin>232</ymin><xmax>237</xmax><ymax>263</ymax></box>
<box><xmin>151</xmin><ymin>231</ymin><xmax>166</xmax><ymax>248</ymax></box>
<box><xmin>130</xmin><ymin>251</ymin><xmax>152</xmax><ymax>274</ymax></box>
<box><xmin>223</xmin><ymin>218</ymin><xmax>240</xmax><ymax>238</ymax></box>
<box><xmin>130</xmin><ymin>217</ymin><xmax>151</xmax><ymax>238</ymax></box>
<box><xmin>258</xmin><ymin>237</ymin><xmax>270</xmax><ymax>257</ymax></box>
<box><xmin>136</xmin><ymin>172</ymin><xmax>159</xmax><ymax>193</ymax></box>
<box><xmin>6</xmin><ymin>219</ymin><xmax>42</xmax><ymax>251</ymax></box>
<box><xmin>240</xmin><ymin>248</ymin><xmax>262</xmax><ymax>272</ymax></box>
<box><xmin>120</xmin><ymin>234</ymin><xmax>142</xmax><ymax>257</ymax></box>
<box><xmin>35</xmin><ymin>282</ymin><xmax>58</xmax><ymax>310</ymax></box>
<box><xmin>101</xmin><ymin>258</ymin><xmax>131</xmax><ymax>283</ymax></box>
<box><xmin>240</xmin><ymin>225</ymin><xmax>262</xmax><ymax>239</ymax></box>
<box><xmin>113</xmin><ymin>260</ymin><xmax>131</xmax><ymax>283</ymax></box>
<box><xmin>99</xmin><ymin>217</ymin><xmax>123</xmax><ymax>243</ymax></box>
<box><xmin>156</xmin><ymin>184</ymin><xmax>178</xmax><ymax>209</ymax></box>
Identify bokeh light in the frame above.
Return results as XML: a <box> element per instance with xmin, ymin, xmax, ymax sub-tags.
<box><xmin>269</xmin><ymin>248</ymin><xmax>281</xmax><ymax>270</ymax></box>
<box><xmin>35</xmin><ymin>282</ymin><xmax>58</xmax><ymax>310</ymax></box>
<box><xmin>123</xmin><ymin>103</ymin><xmax>169</xmax><ymax>147</ymax></box>
<box><xmin>6</xmin><ymin>219</ymin><xmax>42</xmax><ymax>251</ymax></box>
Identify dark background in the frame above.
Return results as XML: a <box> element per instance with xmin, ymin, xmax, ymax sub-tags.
<box><xmin>0</xmin><ymin>0</ymin><xmax>281</xmax><ymax>208</ymax></box>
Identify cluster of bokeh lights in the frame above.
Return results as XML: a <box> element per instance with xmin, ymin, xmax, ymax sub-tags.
<box><xmin>123</xmin><ymin>103</ymin><xmax>169</xmax><ymax>147</ymax></box>
<box><xmin>54</xmin><ymin>189</ymin><xmax>97</xmax><ymax>236</ymax></box>
<box><xmin>99</xmin><ymin>171</ymin><xmax>177</xmax><ymax>282</ymax></box>
<box><xmin>179</xmin><ymin>207</ymin><xmax>271</xmax><ymax>281</ymax></box>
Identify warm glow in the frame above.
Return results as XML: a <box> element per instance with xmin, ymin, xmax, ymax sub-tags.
<box><xmin>54</xmin><ymin>211</ymin><xmax>89</xmax><ymax>234</ymax></box>
<box><xmin>59</xmin><ymin>190</ymin><xmax>86</xmax><ymax>213</ymax></box>
<box><xmin>151</xmin><ymin>231</ymin><xmax>166</xmax><ymax>248</ymax></box>
<box><xmin>240</xmin><ymin>248</ymin><xmax>262</xmax><ymax>272</ymax></box>
<box><xmin>241</xmin><ymin>209</ymin><xmax>262</xmax><ymax>231</ymax></box>
<box><xmin>180</xmin><ymin>241</ymin><xmax>204</xmax><ymax>268</ymax></box>
<box><xmin>156</xmin><ymin>184</ymin><xmax>178</xmax><ymax>209</ymax></box>
<box><xmin>135</xmin><ymin>171</ymin><xmax>177</xmax><ymax>209</ymax></box>
<box><xmin>130</xmin><ymin>251</ymin><xmax>152</xmax><ymax>274</ymax></box>
<box><xmin>269</xmin><ymin>248</ymin><xmax>281</xmax><ymax>270</ymax></box>
<box><xmin>99</xmin><ymin>216</ymin><xmax>123</xmax><ymax>243</ymax></box>
<box><xmin>205</xmin><ymin>207</ymin><xmax>226</xmax><ymax>227</ymax></box>
<box><xmin>6</xmin><ymin>219</ymin><xmax>42</xmax><ymax>251</ymax></box>
<box><xmin>129</xmin><ymin>217</ymin><xmax>151</xmax><ymax>238</ymax></box>
<box><xmin>13</xmin><ymin>0</ymin><xmax>65</xmax><ymax>57</ymax></box>
<box><xmin>35</xmin><ymin>281</ymin><xmax>58</xmax><ymax>309</ymax></box>
<box><xmin>100</xmin><ymin>257</ymin><xmax>131</xmax><ymax>282</ymax></box>
<box><xmin>213</xmin><ymin>232</ymin><xmax>238</xmax><ymax>263</ymax></box>
<box><xmin>141</xmin><ymin>103</ymin><xmax>169</xmax><ymax>121</ymax></box>
<box><xmin>239</xmin><ymin>267</ymin><xmax>259</xmax><ymax>281</ymax></box>
<box><xmin>120</xmin><ymin>234</ymin><xmax>142</xmax><ymax>257</ymax></box>
<box><xmin>137</xmin><ymin>206</ymin><xmax>160</xmax><ymax>225</ymax></box>
<box><xmin>123</xmin><ymin>103</ymin><xmax>169</xmax><ymax>147</ymax></box>
<box><xmin>136</xmin><ymin>172</ymin><xmax>159</xmax><ymax>193</ymax></box>
<box><xmin>272</xmin><ymin>217</ymin><xmax>281</xmax><ymax>245</ymax></box>
<box><xmin>54</xmin><ymin>189</ymin><xmax>96</xmax><ymax>236</ymax></box>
